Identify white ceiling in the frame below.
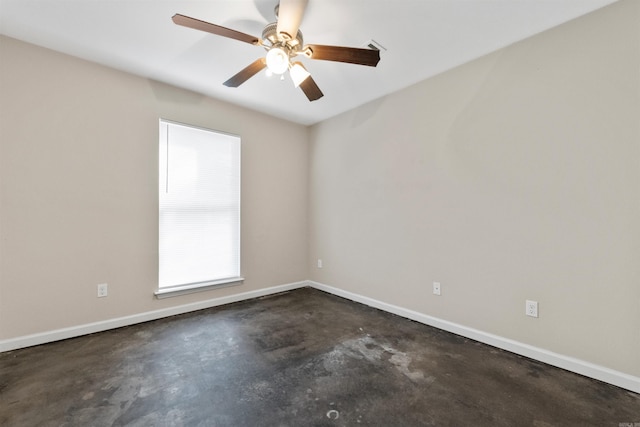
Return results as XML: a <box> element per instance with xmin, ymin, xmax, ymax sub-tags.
<box><xmin>0</xmin><ymin>0</ymin><xmax>618</xmax><ymax>125</ymax></box>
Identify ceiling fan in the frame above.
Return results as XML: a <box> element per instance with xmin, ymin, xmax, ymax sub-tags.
<box><xmin>172</xmin><ymin>0</ymin><xmax>381</xmax><ymax>102</ymax></box>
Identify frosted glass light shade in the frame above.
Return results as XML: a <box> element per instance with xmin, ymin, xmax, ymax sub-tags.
<box><xmin>266</xmin><ymin>47</ymin><xmax>289</xmax><ymax>74</ymax></box>
<box><xmin>290</xmin><ymin>62</ymin><xmax>311</xmax><ymax>87</ymax></box>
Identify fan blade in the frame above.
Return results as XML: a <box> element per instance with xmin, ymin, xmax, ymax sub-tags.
<box><xmin>276</xmin><ymin>0</ymin><xmax>308</xmax><ymax>41</ymax></box>
<box><xmin>223</xmin><ymin>58</ymin><xmax>267</xmax><ymax>87</ymax></box>
<box><xmin>306</xmin><ymin>44</ymin><xmax>380</xmax><ymax>67</ymax></box>
<box><xmin>299</xmin><ymin>75</ymin><xmax>324</xmax><ymax>101</ymax></box>
<box><xmin>172</xmin><ymin>14</ymin><xmax>259</xmax><ymax>45</ymax></box>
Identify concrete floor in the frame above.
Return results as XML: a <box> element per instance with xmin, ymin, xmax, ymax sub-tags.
<box><xmin>1</xmin><ymin>288</ymin><xmax>638</xmax><ymax>426</ymax></box>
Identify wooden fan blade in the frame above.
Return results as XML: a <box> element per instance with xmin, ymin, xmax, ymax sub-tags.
<box><xmin>276</xmin><ymin>0</ymin><xmax>308</xmax><ymax>41</ymax></box>
<box><xmin>172</xmin><ymin>14</ymin><xmax>259</xmax><ymax>45</ymax></box>
<box><xmin>223</xmin><ymin>58</ymin><xmax>267</xmax><ymax>87</ymax></box>
<box><xmin>306</xmin><ymin>44</ymin><xmax>380</xmax><ymax>67</ymax></box>
<box><xmin>299</xmin><ymin>75</ymin><xmax>324</xmax><ymax>101</ymax></box>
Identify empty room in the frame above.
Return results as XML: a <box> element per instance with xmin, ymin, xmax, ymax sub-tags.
<box><xmin>1</xmin><ymin>0</ymin><xmax>639</xmax><ymax>425</ymax></box>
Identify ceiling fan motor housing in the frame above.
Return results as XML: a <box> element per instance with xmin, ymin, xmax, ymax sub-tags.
<box><xmin>262</xmin><ymin>22</ymin><xmax>304</xmax><ymax>52</ymax></box>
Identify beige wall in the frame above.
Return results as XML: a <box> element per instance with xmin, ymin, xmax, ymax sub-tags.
<box><xmin>0</xmin><ymin>36</ymin><xmax>309</xmax><ymax>339</ymax></box>
<box><xmin>309</xmin><ymin>0</ymin><xmax>639</xmax><ymax>377</ymax></box>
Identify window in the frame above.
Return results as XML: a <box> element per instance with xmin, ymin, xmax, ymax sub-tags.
<box><xmin>156</xmin><ymin>120</ymin><xmax>242</xmax><ymax>297</ymax></box>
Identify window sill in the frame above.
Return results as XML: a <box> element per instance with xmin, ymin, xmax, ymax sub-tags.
<box><xmin>154</xmin><ymin>277</ymin><xmax>244</xmax><ymax>299</ymax></box>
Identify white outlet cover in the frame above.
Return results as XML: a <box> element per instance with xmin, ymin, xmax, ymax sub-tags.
<box><xmin>433</xmin><ymin>282</ymin><xmax>441</xmax><ymax>296</ymax></box>
<box><xmin>526</xmin><ymin>300</ymin><xmax>538</xmax><ymax>318</ymax></box>
<box><xmin>97</xmin><ymin>283</ymin><xmax>108</xmax><ymax>298</ymax></box>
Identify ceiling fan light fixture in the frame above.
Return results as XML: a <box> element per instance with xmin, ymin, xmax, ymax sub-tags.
<box><xmin>290</xmin><ymin>62</ymin><xmax>311</xmax><ymax>87</ymax></box>
<box><xmin>266</xmin><ymin>47</ymin><xmax>289</xmax><ymax>75</ymax></box>
<box><xmin>172</xmin><ymin>2</ymin><xmax>380</xmax><ymax>102</ymax></box>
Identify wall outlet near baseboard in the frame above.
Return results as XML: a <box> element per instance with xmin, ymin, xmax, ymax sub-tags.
<box><xmin>526</xmin><ymin>300</ymin><xmax>538</xmax><ymax>318</ymax></box>
<box><xmin>433</xmin><ymin>282</ymin><xmax>441</xmax><ymax>296</ymax></box>
<box><xmin>97</xmin><ymin>283</ymin><xmax>108</xmax><ymax>298</ymax></box>
<box><xmin>317</xmin><ymin>259</ymin><xmax>323</xmax><ymax>268</ymax></box>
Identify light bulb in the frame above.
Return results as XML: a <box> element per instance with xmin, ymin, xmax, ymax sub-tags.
<box><xmin>266</xmin><ymin>47</ymin><xmax>289</xmax><ymax>75</ymax></box>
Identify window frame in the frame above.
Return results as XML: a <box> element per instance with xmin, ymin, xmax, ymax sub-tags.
<box><xmin>155</xmin><ymin>119</ymin><xmax>243</xmax><ymax>299</ymax></box>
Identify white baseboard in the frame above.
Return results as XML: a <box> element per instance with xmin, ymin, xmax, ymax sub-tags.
<box><xmin>307</xmin><ymin>280</ymin><xmax>640</xmax><ymax>394</ymax></box>
<box><xmin>0</xmin><ymin>281</ymin><xmax>308</xmax><ymax>353</ymax></box>
<box><xmin>3</xmin><ymin>279</ymin><xmax>638</xmax><ymax>394</ymax></box>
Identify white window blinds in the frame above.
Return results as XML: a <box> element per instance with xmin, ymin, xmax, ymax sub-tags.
<box><xmin>158</xmin><ymin>120</ymin><xmax>241</xmax><ymax>290</ymax></box>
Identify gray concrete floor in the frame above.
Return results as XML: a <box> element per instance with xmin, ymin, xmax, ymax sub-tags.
<box><xmin>1</xmin><ymin>287</ymin><xmax>638</xmax><ymax>426</ymax></box>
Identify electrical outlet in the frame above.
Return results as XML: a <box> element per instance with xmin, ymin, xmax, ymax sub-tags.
<box><xmin>97</xmin><ymin>283</ymin><xmax>108</xmax><ymax>298</ymax></box>
<box><xmin>317</xmin><ymin>259</ymin><xmax>323</xmax><ymax>268</ymax></box>
<box><xmin>433</xmin><ymin>282</ymin><xmax>441</xmax><ymax>296</ymax></box>
<box><xmin>526</xmin><ymin>300</ymin><xmax>538</xmax><ymax>318</ymax></box>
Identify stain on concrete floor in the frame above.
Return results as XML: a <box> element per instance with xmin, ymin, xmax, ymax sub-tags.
<box><xmin>1</xmin><ymin>287</ymin><xmax>638</xmax><ymax>426</ymax></box>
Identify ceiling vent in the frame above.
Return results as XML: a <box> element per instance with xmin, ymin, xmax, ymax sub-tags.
<box><xmin>364</xmin><ymin>39</ymin><xmax>386</xmax><ymax>54</ymax></box>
